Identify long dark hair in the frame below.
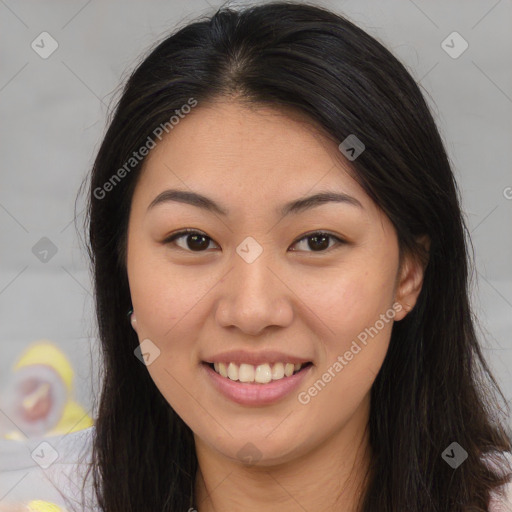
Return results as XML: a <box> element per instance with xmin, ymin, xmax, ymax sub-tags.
<box><xmin>81</xmin><ymin>1</ymin><xmax>512</xmax><ymax>510</ymax></box>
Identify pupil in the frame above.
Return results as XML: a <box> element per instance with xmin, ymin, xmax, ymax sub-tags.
<box><xmin>309</xmin><ymin>234</ymin><xmax>329</xmax><ymax>251</ymax></box>
<box><xmin>188</xmin><ymin>234</ymin><xmax>209</xmax><ymax>251</ymax></box>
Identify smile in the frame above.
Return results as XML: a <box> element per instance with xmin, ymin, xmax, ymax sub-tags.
<box><xmin>208</xmin><ymin>361</ymin><xmax>312</xmax><ymax>383</ymax></box>
<box><xmin>202</xmin><ymin>361</ymin><xmax>314</xmax><ymax>406</ymax></box>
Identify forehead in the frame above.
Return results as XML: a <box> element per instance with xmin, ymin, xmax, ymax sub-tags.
<box><xmin>134</xmin><ymin>100</ymin><xmax>371</xmax><ymax>214</ymax></box>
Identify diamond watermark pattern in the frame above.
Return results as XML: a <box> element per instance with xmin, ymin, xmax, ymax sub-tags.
<box><xmin>31</xmin><ymin>441</ymin><xmax>59</xmax><ymax>469</ymax></box>
<box><xmin>441</xmin><ymin>442</ymin><xmax>468</xmax><ymax>469</ymax></box>
<box><xmin>32</xmin><ymin>237</ymin><xmax>58</xmax><ymax>263</ymax></box>
<box><xmin>236</xmin><ymin>236</ymin><xmax>263</xmax><ymax>264</ymax></box>
<box><xmin>338</xmin><ymin>134</ymin><xmax>365</xmax><ymax>161</ymax></box>
<box><xmin>31</xmin><ymin>32</ymin><xmax>59</xmax><ymax>59</ymax></box>
<box><xmin>236</xmin><ymin>442</ymin><xmax>262</xmax><ymax>467</ymax></box>
<box><xmin>441</xmin><ymin>32</ymin><xmax>468</xmax><ymax>59</ymax></box>
<box><xmin>134</xmin><ymin>338</ymin><xmax>161</xmax><ymax>366</ymax></box>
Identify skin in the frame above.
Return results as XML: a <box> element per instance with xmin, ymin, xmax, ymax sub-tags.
<box><xmin>126</xmin><ymin>100</ymin><xmax>428</xmax><ymax>512</ymax></box>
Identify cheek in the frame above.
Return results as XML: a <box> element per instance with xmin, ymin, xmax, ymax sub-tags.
<box><xmin>315</xmin><ymin>257</ymin><xmax>397</xmax><ymax>343</ymax></box>
<box><xmin>127</xmin><ymin>250</ymin><xmax>203</xmax><ymax>413</ymax></box>
<box><xmin>130</xmin><ymin>264</ymin><xmax>198</xmax><ymax>342</ymax></box>
<box><xmin>306</xmin><ymin>244</ymin><xmax>398</xmax><ymax>402</ymax></box>
<box><xmin>298</xmin><ymin>270</ymin><xmax>395</xmax><ymax>422</ymax></box>
<box><xmin>127</xmin><ymin>231</ymin><xmax>194</xmax><ymax>338</ymax></box>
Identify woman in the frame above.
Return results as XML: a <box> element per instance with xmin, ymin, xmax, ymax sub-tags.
<box><xmin>76</xmin><ymin>1</ymin><xmax>512</xmax><ymax>511</ymax></box>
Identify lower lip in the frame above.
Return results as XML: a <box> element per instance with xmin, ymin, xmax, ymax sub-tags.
<box><xmin>201</xmin><ymin>363</ymin><xmax>313</xmax><ymax>406</ymax></box>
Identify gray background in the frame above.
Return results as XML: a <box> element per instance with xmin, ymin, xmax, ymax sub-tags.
<box><xmin>1</xmin><ymin>0</ymin><xmax>511</xmax><ymax>430</ymax></box>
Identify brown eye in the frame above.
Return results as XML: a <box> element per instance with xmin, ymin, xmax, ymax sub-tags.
<box><xmin>164</xmin><ymin>229</ymin><xmax>218</xmax><ymax>252</ymax></box>
<box><xmin>164</xmin><ymin>230</ymin><xmax>345</xmax><ymax>254</ymax></box>
<box><xmin>289</xmin><ymin>232</ymin><xmax>346</xmax><ymax>253</ymax></box>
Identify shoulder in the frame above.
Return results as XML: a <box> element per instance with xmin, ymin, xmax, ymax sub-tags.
<box><xmin>0</xmin><ymin>426</ymin><xmax>99</xmax><ymax>512</ymax></box>
<box><xmin>489</xmin><ymin>480</ymin><xmax>512</xmax><ymax>512</ymax></box>
<box><xmin>484</xmin><ymin>450</ymin><xmax>512</xmax><ymax>512</ymax></box>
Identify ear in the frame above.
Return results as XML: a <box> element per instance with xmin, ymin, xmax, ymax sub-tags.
<box><xmin>130</xmin><ymin>312</ymin><xmax>138</xmax><ymax>332</ymax></box>
<box><xmin>393</xmin><ymin>235</ymin><xmax>430</xmax><ymax>321</ymax></box>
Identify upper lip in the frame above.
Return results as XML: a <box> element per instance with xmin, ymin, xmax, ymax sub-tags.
<box><xmin>203</xmin><ymin>350</ymin><xmax>312</xmax><ymax>366</ymax></box>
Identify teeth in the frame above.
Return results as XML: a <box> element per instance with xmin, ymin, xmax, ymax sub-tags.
<box><xmin>271</xmin><ymin>362</ymin><xmax>284</xmax><ymax>380</ymax></box>
<box><xmin>211</xmin><ymin>361</ymin><xmax>307</xmax><ymax>383</ymax></box>
<box><xmin>238</xmin><ymin>363</ymin><xmax>254</xmax><ymax>382</ymax></box>
<box><xmin>227</xmin><ymin>362</ymin><xmax>238</xmax><ymax>381</ymax></box>
<box><xmin>218</xmin><ymin>362</ymin><xmax>228</xmax><ymax>377</ymax></box>
<box><xmin>255</xmin><ymin>364</ymin><xmax>272</xmax><ymax>384</ymax></box>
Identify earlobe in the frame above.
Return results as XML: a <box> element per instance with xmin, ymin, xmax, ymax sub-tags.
<box><xmin>394</xmin><ymin>236</ymin><xmax>430</xmax><ymax>321</ymax></box>
<box><xmin>130</xmin><ymin>312</ymin><xmax>138</xmax><ymax>332</ymax></box>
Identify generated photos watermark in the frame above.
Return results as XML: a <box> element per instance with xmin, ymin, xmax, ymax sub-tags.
<box><xmin>297</xmin><ymin>302</ymin><xmax>403</xmax><ymax>404</ymax></box>
<box><xmin>94</xmin><ymin>97</ymin><xmax>198</xmax><ymax>200</ymax></box>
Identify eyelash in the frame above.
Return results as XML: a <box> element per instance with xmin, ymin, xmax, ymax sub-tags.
<box><xmin>163</xmin><ymin>229</ymin><xmax>347</xmax><ymax>254</ymax></box>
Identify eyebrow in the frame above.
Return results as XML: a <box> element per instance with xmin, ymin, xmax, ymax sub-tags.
<box><xmin>147</xmin><ymin>188</ymin><xmax>363</xmax><ymax>216</ymax></box>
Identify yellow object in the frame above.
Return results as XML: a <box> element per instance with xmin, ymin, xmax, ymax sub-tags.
<box><xmin>13</xmin><ymin>341</ymin><xmax>74</xmax><ymax>393</ymax></box>
<box><xmin>4</xmin><ymin>398</ymin><xmax>94</xmax><ymax>442</ymax></box>
<box><xmin>27</xmin><ymin>500</ymin><xmax>62</xmax><ymax>512</ymax></box>
<box><xmin>47</xmin><ymin>400</ymin><xmax>94</xmax><ymax>437</ymax></box>
<box><xmin>4</xmin><ymin>340</ymin><xmax>94</xmax><ymax>441</ymax></box>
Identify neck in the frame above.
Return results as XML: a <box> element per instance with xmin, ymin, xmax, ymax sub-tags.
<box><xmin>193</xmin><ymin>401</ymin><xmax>372</xmax><ymax>512</ymax></box>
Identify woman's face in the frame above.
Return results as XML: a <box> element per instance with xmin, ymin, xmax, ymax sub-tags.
<box><xmin>126</xmin><ymin>100</ymin><xmax>424</xmax><ymax>467</ymax></box>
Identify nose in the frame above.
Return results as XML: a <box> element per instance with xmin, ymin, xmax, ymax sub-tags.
<box><xmin>215</xmin><ymin>247</ymin><xmax>293</xmax><ymax>336</ymax></box>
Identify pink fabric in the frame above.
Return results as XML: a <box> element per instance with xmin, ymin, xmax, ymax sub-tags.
<box><xmin>487</xmin><ymin>450</ymin><xmax>512</xmax><ymax>511</ymax></box>
<box><xmin>489</xmin><ymin>481</ymin><xmax>512</xmax><ymax>511</ymax></box>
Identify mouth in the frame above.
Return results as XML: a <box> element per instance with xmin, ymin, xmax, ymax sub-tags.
<box><xmin>203</xmin><ymin>361</ymin><xmax>313</xmax><ymax>384</ymax></box>
<box><xmin>201</xmin><ymin>359</ymin><xmax>314</xmax><ymax>406</ymax></box>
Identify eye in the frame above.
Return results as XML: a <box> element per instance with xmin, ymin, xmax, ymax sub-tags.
<box><xmin>289</xmin><ymin>231</ymin><xmax>346</xmax><ymax>253</ymax></box>
<box><xmin>163</xmin><ymin>229</ymin><xmax>346</xmax><ymax>254</ymax></box>
<box><xmin>163</xmin><ymin>229</ymin><xmax>219</xmax><ymax>252</ymax></box>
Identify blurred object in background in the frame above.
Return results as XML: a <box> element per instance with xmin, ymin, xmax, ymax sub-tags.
<box><xmin>0</xmin><ymin>500</ymin><xmax>67</xmax><ymax>511</ymax></box>
<box><xmin>0</xmin><ymin>340</ymin><xmax>93</xmax><ymax>440</ymax></box>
